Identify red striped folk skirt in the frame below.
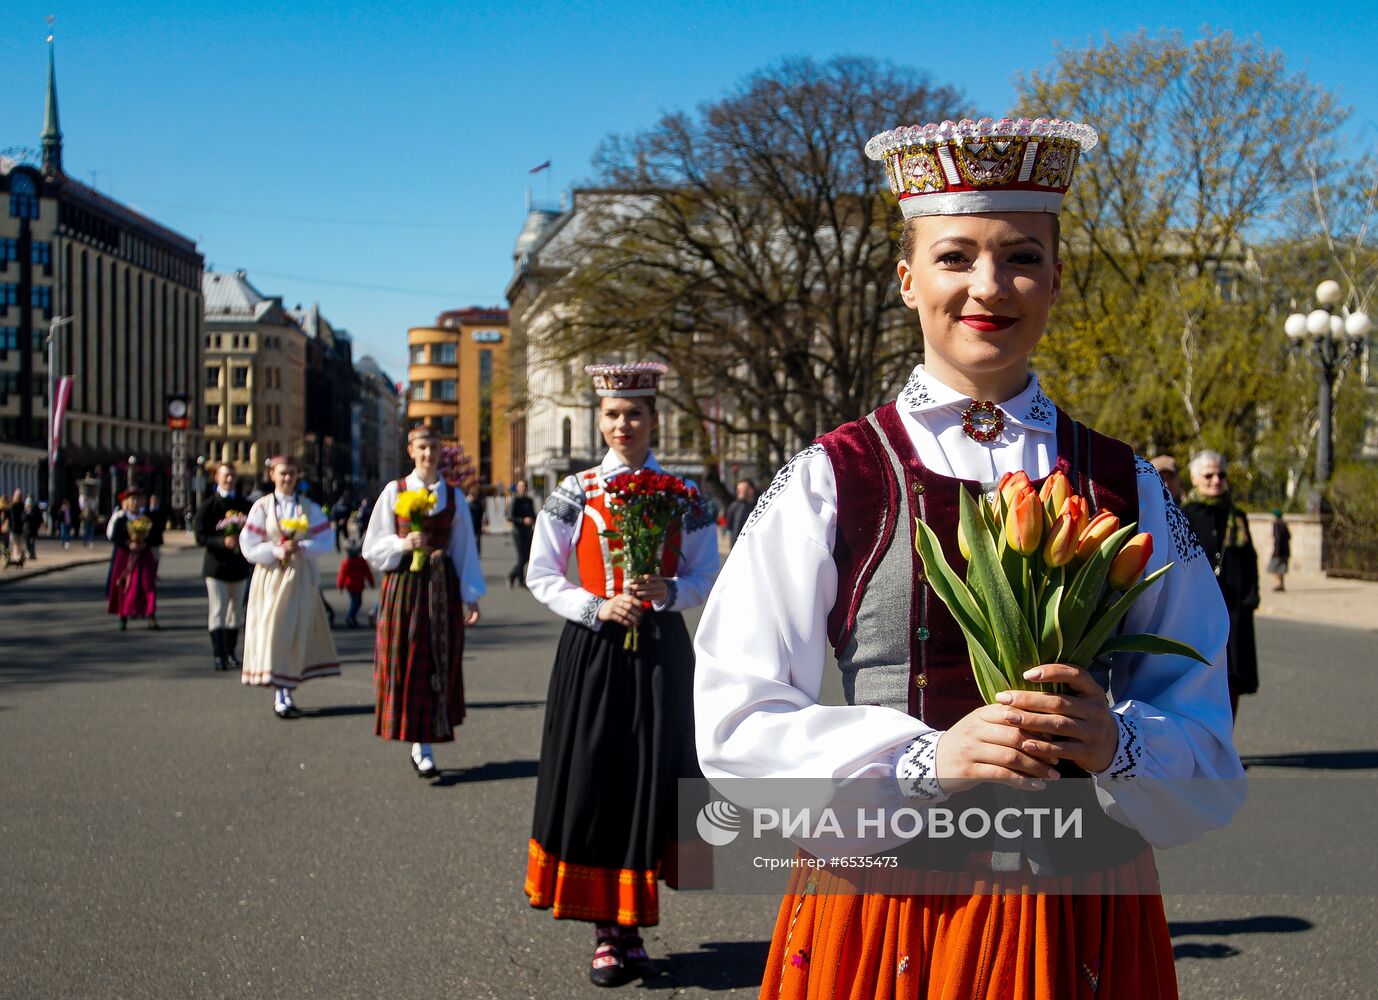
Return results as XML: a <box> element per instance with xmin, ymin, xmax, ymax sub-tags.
<box><xmin>107</xmin><ymin>547</ymin><xmax>157</xmax><ymax>618</ymax></box>
<box><xmin>373</xmin><ymin>555</ymin><xmax>465</xmax><ymax>743</ymax></box>
<box><xmin>760</xmin><ymin>850</ymin><xmax>1176</xmax><ymax>1000</ymax></box>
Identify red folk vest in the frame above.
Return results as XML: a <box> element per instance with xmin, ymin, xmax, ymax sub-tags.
<box><xmin>571</xmin><ymin>466</ymin><xmax>683</xmax><ymax>599</ymax></box>
<box><xmin>817</xmin><ymin>400</ymin><xmax>1139</xmax><ymax>731</ymax></box>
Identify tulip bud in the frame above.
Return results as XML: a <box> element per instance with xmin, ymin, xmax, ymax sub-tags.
<box><xmin>1075</xmin><ymin>510</ymin><xmax>1120</xmax><ymax>562</ymax></box>
<box><xmin>999</xmin><ymin>470</ymin><xmax>1033</xmax><ymax>506</ymax></box>
<box><xmin>1107</xmin><ymin>532</ymin><xmax>1153</xmax><ymax>590</ymax></box>
<box><xmin>1042</xmin><ymin>512</ymin><xmax>1078</xmax><ymax>567</ymax></box>
<box><xmin>957</xmin><ymin>519</ymin><xmax>971</xmax><ymax>561</ymax></box>
<box><xmin>1005</xmin><ymin>486</ymin><xmax>1044</xmax><ymax>556</ymax></box>
<box><xmin>1039</xmin><ymin>470</ymin><xmax>1071</xmax><ymax>520</ymax></box>
<box><xmin>1059</xmin><ymin>494</ymin><xmax>1089</xmax><ymax>541</ymax></box>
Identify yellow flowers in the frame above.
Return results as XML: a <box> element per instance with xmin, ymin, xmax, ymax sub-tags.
<box><xmin>394</xmin><ymin>489</ymin><xmax>438</xmax><ymax>572</ymax></box>
<box><xmin>279</xmin><ymin>515</ymin><xmax>310</xmax><ymax>535</ymax></box>
<box><xmin>126</xmin><ymin>516</ymin><xmax>153</xmax><ymax>543</ymax></box>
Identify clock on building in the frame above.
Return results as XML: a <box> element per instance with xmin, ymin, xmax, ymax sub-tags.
<box><xmin>166</xmin><ymin>394</ymin><xmax>190</xmax><ymax>429</ymax></box>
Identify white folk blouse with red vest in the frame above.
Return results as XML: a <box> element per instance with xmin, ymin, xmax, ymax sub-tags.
<box><xmin>693</xmin><ymin>366</ymin><xmax>1245</xmax><ymax>859</ymax></box>
<box><xmin>527</xmin><ymin>451</ymin><xmax>720</xmax><ymax>629</ymax></box>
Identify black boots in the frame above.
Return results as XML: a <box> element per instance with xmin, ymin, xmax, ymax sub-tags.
<box><xmin>211</xmin><ymin>629</ymin><xmax>228</xmax><ymax>671</ymax></box>
<box><xmin>224</xmin><ymin>628</ymin><xmax>240</xmax><ymax>669</ymax></box>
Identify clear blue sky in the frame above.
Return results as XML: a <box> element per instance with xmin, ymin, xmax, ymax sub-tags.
<box><xmin>4</xmin><ymin>1</ymin><xmax>1375</xmax><ymax>380</ymax></box>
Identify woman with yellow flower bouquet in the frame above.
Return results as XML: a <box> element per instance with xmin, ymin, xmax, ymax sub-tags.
<box><xmin>363</xmin><ymin>425</ymin><xmax>484</xmax><ymax>777</ymax></box>
<box><xmin>240</xmin><ymin>454</ymin><xmax>339</xmax><ymax>719</ymax></box>
<box><xmin>107</xmin><ymin>486</ymin><xmax>162</xmax><ymax>630</ymax></box>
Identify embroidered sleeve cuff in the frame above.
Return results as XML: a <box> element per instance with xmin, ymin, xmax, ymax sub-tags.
<box><xmin>1092</xmin><ymin>713</ymin><xmax>1143</xmax><ymax>783</ymax></box>
<box><xmin>578</xmin><ymin>594</ymin><xmax>606</xmax><ymax>631</ymax></box>
<box><xmin>652</xmin><ymin>578</ymin><xmax>678</xmax><ymax>613</ymax></box>
<box><xmin>895</xmin><ymin>732</ymin><xmax>947</xmax><ymax>802</ymax></box>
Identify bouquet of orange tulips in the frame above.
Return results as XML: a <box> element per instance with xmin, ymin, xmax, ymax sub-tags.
<box><xmin>914</xmin><ymin>470</ymin><xmax>1208</xmax><ymax>704</ymax></box>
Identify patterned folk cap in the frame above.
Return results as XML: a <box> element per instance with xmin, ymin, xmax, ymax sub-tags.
<box><xmin>585</xmin><ymin>361</ymin><xmax>667</xmax><ymax>398</ymax></box>
<box><xmin>866</xmin><ymin>116</ymin><xmax>1098</xmax><ymax>218</ymax></box>
<box><xmin>407</xmin><ymin>424</ymin><xmax>443</xmax><ymax>442</ymax></box>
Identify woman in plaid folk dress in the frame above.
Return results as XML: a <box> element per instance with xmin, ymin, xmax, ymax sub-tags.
<box><xmin>363</xmin><ymin>425</ymin><xmax>484</xmax><ymax>777</ymax></box>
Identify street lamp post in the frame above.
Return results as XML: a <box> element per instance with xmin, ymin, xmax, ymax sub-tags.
<box><xmin>46</xmin><ymin>314</ymin><xmax>75</xmax><ymax>523</ymax></box>
<box><xmin>1285</xmin><ymin>279</ymin><xmax>1371</xmax><ymax>509</ymax></box>
<box><xmin>127</xmin><ymin>454</ymin><xmax>137</xmax><ymax>491</ymax></box>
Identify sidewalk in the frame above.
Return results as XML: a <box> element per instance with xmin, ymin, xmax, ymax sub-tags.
<box><xmin>0</xmin><ymin>531</ymin><xmax>198</xmax><ymax>586</ymax></box>
<box><xmin>1254</xmin><ymin>571</ymin><xmax>1378</xmax><ymax>632</ymax></box>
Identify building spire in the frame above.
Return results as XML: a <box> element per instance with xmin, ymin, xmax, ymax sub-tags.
<box><xmin>41</xmin><ymin>23</ymin><xmax>63</xmax><ymax>177</ymax></box>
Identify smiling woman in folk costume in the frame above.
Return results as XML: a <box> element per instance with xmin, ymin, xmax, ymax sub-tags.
<box><xmin>239</xmin><ymin>454</ymin><xmax>339</xmax><ymax>719</ymax></box>
<box><xmin>693</xmin><ymin>118</ymin><xmax>1245</xmax><ymax>999</ymax></box>
<box><xmin>524</xmin><ymin>362</ymin><xmax>720</xmax><ymax>988</ymax></box>
<box><xmin>363</xmin><ymin>424</ymin><xmax>484</xmax><ymax>777</ymax></box>
<box><xmin>107</xmin><ymin>485</ymin><xmax>162</xmax><ymax>630</ymax></box>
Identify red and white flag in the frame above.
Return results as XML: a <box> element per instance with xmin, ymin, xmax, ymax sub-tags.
<box><xmin>50</xmin><ymin>376</ymin><xmax>72</xmax><ymax>465</ymax></box>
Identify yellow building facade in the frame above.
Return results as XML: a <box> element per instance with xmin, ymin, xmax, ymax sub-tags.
<box><xmin>406</xmin><ymin>307</ymin><xmax>511</xmax><ymax>488</ymax></box>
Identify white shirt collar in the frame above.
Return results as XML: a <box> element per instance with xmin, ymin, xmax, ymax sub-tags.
<box><xmin>273</xmin><ymin>491</ymin><xmax>296</xmax><ymax>504</ymax></box>
<box><xmin>897</xmin><ymin>364</ymin><xmax>1057</xmax><ymax>432</ymax></box>
<box><xmin>405</xmin><ymin>471</ymin><xmax>442</xmax><ymax>491</ymax></box>
<box><xmin>600</xmin><ymin>449</ymin><xmax>663</xmax><ymax>478</ymax></box>
<box><xmin>216</xmin><ymin>487</ymin><xmax>232</xmax><ymax>499</ymax></box>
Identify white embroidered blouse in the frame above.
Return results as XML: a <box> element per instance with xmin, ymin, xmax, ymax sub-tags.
<box><xmin>362</xmin><ymin>474</ymin><xmax>486</xmax><ymax>604</ymax></box>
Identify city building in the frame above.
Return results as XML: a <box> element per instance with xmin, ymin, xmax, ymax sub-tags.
<box><xmin>290</xmin><ymin>303</ymin><xmax>355</xmax><ymax>502</ymax></box>
<box><xmin>406</xmin><ymin>306</ymin><xmax>512</xmax><ymax>488</ymax></box>
<box><xmin>1</xmin><ymin>40</ymin><xmax>204</xmax><ymax>512</ymax></box>
<box><xmin>354</xmin><ymin>354</ymin><xmax>402</xmax><ymax>495</ymax></box>
<box><xmin>201</xmin><ymin>269</ymin><xmax>308</xmax><ymax>484</ymax></box>
<box><xmin>505</xmin><ymin>193</ymin><xmax>749</xmax><ymax>499</ymax></box>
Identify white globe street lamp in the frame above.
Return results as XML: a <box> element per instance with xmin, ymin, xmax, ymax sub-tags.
<box><xmin>1284</xmin><ymin>278</ymin><xmax>1370</xmax><ymax>507</ymax></box>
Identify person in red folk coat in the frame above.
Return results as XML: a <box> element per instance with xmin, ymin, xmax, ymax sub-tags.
<box><xmin>336</xmin><ymin>545</ymin><xmax>375</xmax><ymax>628</ymax></box>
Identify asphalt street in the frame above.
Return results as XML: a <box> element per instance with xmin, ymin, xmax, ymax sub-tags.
<box><xmin>1</xmin><ymin>537</ymin><xmax>1374</xmax><ymax>999</ymax></box>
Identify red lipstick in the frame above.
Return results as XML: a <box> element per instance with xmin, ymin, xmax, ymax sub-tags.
<box><xmin>961</xmin><ymin>315</ymin><xmax>1017</xmax><ymax>332</ymax></box>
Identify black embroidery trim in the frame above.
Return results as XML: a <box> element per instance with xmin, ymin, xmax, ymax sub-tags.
<box><xmin>1026</xmin><ymin>388</ymin><xmax>1055</xmax><ymax>425</ymax></box>
<box><xmin>542</xmin><ymin>477</ymin><xmax>585</xmax><ymax>526</ymax></box>
<box><xmin>1136</xmin><ymin>456</ymin><xmax>1204</xmax><ymax>565</ymax></box>
<box><xmin>1107</xmin><ymin>715</ymin><xmax>1142</xmax><ymax>780</ymax></box>
<box><xmin>578</xmin><ymin>594</ymin><xmax>605</xmax><ymax>629</ymax></box>
<box><xmin>897</xmin><ymin>732</ymin><xmax>944</xmax><ymax>800</ymax></box>
<box><xmin>661</xmin><ymin>578</ymin><xmax>678</xmax><ymax>611</ymax></box>
<box><xmin>682</xmin><ymin>499</ymin><xmax>715</xmax><ymax>534</ymax></box>
<box><xmin>740</xmin><ymin>444</ymin><xmax>825</xmax><ymax>538</ymax></box>
<box><xmin>898</xmin><ymin>368</ymin><xmax>935</xmax><ymax>410</ymax></box>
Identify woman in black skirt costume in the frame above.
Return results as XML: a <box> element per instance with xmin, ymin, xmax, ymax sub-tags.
<box><xmin>524</xmin><ymin>362</ymin><xmax>720</xmax><ymax>987</ymax></box>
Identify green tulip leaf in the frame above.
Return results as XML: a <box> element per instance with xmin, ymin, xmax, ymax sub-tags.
<box><xmin>1068</xmin><ymin>562</ymin><xmax>1173</xmax><ymax>665</ymax></box>
<box><xmin>914</xmin><ymin>517</ymin><xmax>993</xmax><ymax>653</ymax></box>
<box><xmin>1091</xmin><ymin>631</ymin><xmax>1212</xmax><ymax>665</ymax></box>
<box><xmin>959</xmin><ymin>488</ymin><xmax>1040</xmax><ymax>684</ymax></box>
<box><xmin>1055</xmin><ymin>520</ymin><xmax>1137</xmax><ymax>656</ymax></box>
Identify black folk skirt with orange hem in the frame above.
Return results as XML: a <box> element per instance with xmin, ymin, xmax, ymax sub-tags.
<box><xmin>760</xmin><ymin>850</ymin><xmax>1177</xmax><ymax>1000</ymax></box>
<box><xmin>525</xmin><ymin>612</ymin><xmax>706</xmax><ymax>927</ymax></box>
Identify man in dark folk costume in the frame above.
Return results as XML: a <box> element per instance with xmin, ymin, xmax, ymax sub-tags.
<box><xmin>194</xmin><ymin>463</ymin><xmax>252</xmax><ymax>670</ymax></box>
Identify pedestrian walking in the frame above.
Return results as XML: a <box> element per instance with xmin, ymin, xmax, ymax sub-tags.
<box><xmin>332</xmin><ymin>495</ymin><xmax>350</xmax><ymax>552</ymax></box>
<box><xmin>0</xmin><ymin>492</ymin><xmax>23</xmax><ymax>569</ymax></box>
<box><xmin>57</xmin><ymin>500</ymin><xmax>73</xmax><ymax>549</ymax></box>
<box><xmin>193</xmin><ymin>464</ymin><xmax>252</xmax><ymax>671</ymax></box>
<box><xmin>506</xmin><ymin>479</ymin><xmax>536</xmax><ymax>588</ymax></box>
<box><xmin>1183</xmin><ymin>450</ymin><xmax>1260</xmax><ymax>722</ymax></box>
<box><xmin>107</xmin><ymin>486</ymin><xmax>161</xmax><ymax>630</ymax></box>
<box><xmin>1150</xmin><ymin>454</ymin><xmax>1184</xmax><ymax>505</ymax></box>
<box><xmin>239</xmin><ymin>455</ymin><xmax>339</xmax><ymax>719</ymax></box>
<box><xmin>467</xmin><ymin>485</ymin><xmax>486</xmax><ymax>556</ymax></box>
<box><xmin>21</xmin><ymin>497</ymin><xmax>42</xmax><ymax>560</ymax></box>
<box><xmin>724</xmin><ymin>478</ymin><xmax>757</xmax><ymax>546</ymax></box>
<box><xmin>1268</xmin><ymin>509</ymin><xmax>1291</xmax><ymax>591</ymax></box>
<box><xmin>524</xmin><ymin>362</ymin><xmax>720</xmax><ymax>987</ymax></box>
<box><xmin>79</xmin><ymin>491</ymin><xmax>97</xmax><ymax>548</ymax></box>
<box><xmin>694</xmin><ymin>116</ymin><xmax>1243</xmax><ymax>1000</ymax></box>
<box><xmin>336</xmin><ymin>545</ymin><xmax>374</xmax><ymax>628</ymax></box>
<box><xmin>363</xmin><ymin>425</ymin><xmax>484</xmax><ymax>776</ymax></box>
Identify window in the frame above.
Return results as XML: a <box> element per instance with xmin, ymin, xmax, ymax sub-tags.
<box><xmin>561</xmin><ymin>417</ymin><xmax>572</xmax><ymax>457</ymax></box>
<box><xmin>0</xmin><ymin>327</ymin><xmax>17</xmax><ymax>351</ymax></box>
<box><xmin>206</xmin><ymin>404</ymin><xmax>221</xmax><ymax>425</ymax></box>
<box><xmin>437</xmin><ymin>378</ymin><xmax>457</xmax><ymax>401</ymax></box>
<box><xmin>409</xmin><ymin>344</ymin><xmax>427</xmax><ymax>365</ymax></box>
<box><xmin>205</xmin><ymin>366</ymin><xmax>220</xmax><ymax>388</ymax></box>
<box><xmin>433</xmin><ymin>342</ymin><xmax>457</xmax><ymax>365</ymax></box>
<box><xmin>32</xmin><ymin>241</ymin><xmax>52</xmax><ymax>272</ymax></box>
<box><xmin>0</xmin><ymin>371</ymin><xmax>20</xmax><ymax>396</ymax></box>
<box><xmin>437</xmin><ymin>415</ymin><xmax>456</xmax><ymax>437</ymax></box>
<box><xmin>412</xmin><ymin>381</ymin><xmax>427</xmax><ymax>400</ymax></box>
<box><xmin>232</xmin><ymin>404</ymin><xmax>249</xmax><ymax>425</ymax></box>
<box><xmin>0</xmin><ymin>283</ymin><xmax>18</xmax><ymax>307</ymax></box>
<box><xmin>0</xmin><ymin>238</ymin><xmax>17</xmax><ymax>267</ymax></box>
<box><xmin>231</xmin><ymin>366</ymin><xmax>249</xmax><ymax>388</ymax></box>
<box><xmin>8</xmin><ymin>173</ymin><xmax>39</xmax><ymax>220</ymax></box>
<box><xmin>32</xmin><ymin>286</ymin><xmax>52</xmax><ymax>317</ymax></box>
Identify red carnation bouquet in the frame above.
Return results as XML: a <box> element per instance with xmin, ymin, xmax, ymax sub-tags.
<box><xmin>600</xmin><ymin>469</ymin><xmax>700</xmax><ymax>650</ymax></box>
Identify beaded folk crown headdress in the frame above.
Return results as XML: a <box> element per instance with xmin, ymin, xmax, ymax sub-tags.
<box><xmin>585</xmin><ymin>361</ymin><xmax>667</xmax><ymax>398</ymax></box>
<box><xmin>866</xmin><ymin>117</ymin><xmax>1098</xmax><ymax>218</ymax></box>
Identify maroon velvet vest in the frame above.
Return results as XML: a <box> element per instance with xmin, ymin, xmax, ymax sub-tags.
<box><xmin>391</xmin><ymin>480</ymin><xmax>458</xmax><ymax>568</ymax></box>
<box><xmin>818</xmin><ymin>400</ymin><xmax>1139</xmax><ymax>731</ymax></box>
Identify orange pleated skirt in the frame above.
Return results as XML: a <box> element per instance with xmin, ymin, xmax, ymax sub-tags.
<box><xmin>760</xmin><ymin>851</ymin><xmax>1177</xmax><ymax>1000</ymax></box>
